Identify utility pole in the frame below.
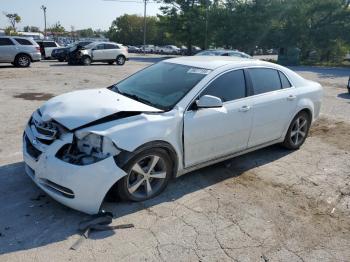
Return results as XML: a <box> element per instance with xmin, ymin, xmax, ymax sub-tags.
<box><xmin>41</xmin><ymin>5</ymin><xmax>47</xmax><ymax>37</ymax></box>
<box><xmin>205</xmin><ymin>0</ymin><xmax>209</xmax><ymax>49</ymax></box>
<box><xmin>143</xmin><ymin>0</ymin><xmax>147</xmax><ymax>55</ymax></box>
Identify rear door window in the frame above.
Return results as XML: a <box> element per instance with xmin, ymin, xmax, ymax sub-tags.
<box><xmin>14</xmin><ymin>38</ymin><xmax>33</xmax><ymax>45</ymax></box>
<box><xmin>0</xmin><ymin>38</ymin><xmax>14</xmax><ymax>46</ymax></box>
<box><xmin>201</xmin><ymin>69</ymin><xmax>246</xmax><ymax>102</ymax></box>
<box><xmin>248</xmin><ymin>68</ymin><xmax>282</xmax><ymax>95</ymax></box>
<box><xmin>104</xmin><ymin>43</ymin><xmax>118</xmax><ymax>49</ymax></box>
<box><xmin>96</xmin><ymin>44</ymin><xmax>105</xmax><ymax>50</ymax></box>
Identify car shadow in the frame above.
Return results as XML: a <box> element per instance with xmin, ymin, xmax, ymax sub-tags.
<box><xmin>0</xmin><ymin>144</ymin><xmax>291</xmax><ymax>255</ymax></box>
<box><xmin>337</xmin><ymin>92</ymin><xmax>350</xmax><ymax>100</ymax></box>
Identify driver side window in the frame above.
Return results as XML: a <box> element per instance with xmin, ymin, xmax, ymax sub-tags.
<box><xmin>96</xmin><ymin>44</ymin><xmax>104</xmax><ymax>50</ymax></box>
<box><xmin>201</xmin><ymin>69</ymin><xmax>246</xmax><ymax>102</ymax></box>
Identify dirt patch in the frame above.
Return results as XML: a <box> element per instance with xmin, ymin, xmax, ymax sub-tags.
<box><xmin>310</xmin><ymin>117</ymin><xmax>350</xmax><ymax>151</ymax></box>
<box><xmin>13</xmin><ymin>92</ymin><xmax>54</xmax><ymax>101</ymax></box>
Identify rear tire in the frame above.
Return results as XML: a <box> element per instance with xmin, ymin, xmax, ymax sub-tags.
<box><xmin>14</xmin><ymin>54</ymin><xmax>31</xmax><ymax>67</ymax></box>
<box><xmin>117</xmin><ymin>148</ymin><xmax>172</xmax><ymax>201</ymax></box>
<box><xmin>116</xmin><ymin>55</ymin><xmax>126</xmax><ymax>65</ymax></box>
<box><xmin>58</xmin><ymin>58</ymin><xmax>65</xmax><ymax>62</ymax></box>
<box><xmin>282</xmin><ymin>111</ymin><xmax>310</xmax><ymax>150</ymax></box>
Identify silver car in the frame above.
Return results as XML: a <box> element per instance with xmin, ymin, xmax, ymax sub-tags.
<box><xmin>79</xmin><ymin>42</ymin><xmax>129</xmax><ymax>65</ymax></box>
<box><xmin>0</xmin><ymin>36</ymin><xmax>41</xmax><ymax>67</ymax></box>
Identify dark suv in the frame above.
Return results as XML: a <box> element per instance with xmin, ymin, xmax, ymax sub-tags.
<box><xmin>51</xmin><ymin>41</ymin><xmax>92</xmax><ymax>62</ymax></box>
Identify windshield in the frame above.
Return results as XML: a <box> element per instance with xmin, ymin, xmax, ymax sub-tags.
<box><xmin>110</xmin><ymin>62</ymin><xmax>210</xmax><ymax>110</ymax></box>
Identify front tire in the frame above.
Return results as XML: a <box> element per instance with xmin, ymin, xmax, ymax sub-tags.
<box><xmin>81</xmin><ymin>56</ymin><xmax>92</xmax><ymax>66</ymax></box>
<box><xmin>15</xmin><ymin>54</ymin><xmax>31</xmax><ymax>67</ymax></box>
<box><xmin>117</xmin><ymin>148</ymin><xmax>172</xmax><ymax>201</ymax></box>
<box><xmin>283</xmin><ymin>111</ymin><xmax>310</xmax><ymax>150</ymax></box>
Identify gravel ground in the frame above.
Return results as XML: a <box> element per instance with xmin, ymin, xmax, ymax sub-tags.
<box><xmin>0</xmin><ymin>58</ymin><xmax>349</xmax><ymax>262</ymax></box>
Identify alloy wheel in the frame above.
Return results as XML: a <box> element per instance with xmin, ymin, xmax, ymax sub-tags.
<box><xmin>290</xmin><ymin>115</ymin><xmax>308</xmax><ymax>146</ymax></box>
<box><xmin>127</xmin><ymin>155</ymin><xmax>167</xmax><ymax>199</ymax></box>
<box><xmin>117</xmin><ymin>56</ymin><xmax>125</xmax><ymax>65</ymax></box>
<box><xmin>18</xmin><ymin>56</ymin><xmax>30</xmax><ymax>67</ymax></box>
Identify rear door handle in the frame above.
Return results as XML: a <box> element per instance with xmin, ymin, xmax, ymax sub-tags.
<box><xmin>239</xmin><ymin>105</ymin><xmax>251</xmax><ymax>112</ymax></box>
<box><xmin>287</xmin><ymin>95</ymin><xmax>296</xmax><ymax>101</ymax></box>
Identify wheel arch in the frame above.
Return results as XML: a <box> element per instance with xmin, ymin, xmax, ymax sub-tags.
<box><xmin>103</xmin><ymin>140</ymin><xmax>179</xmax><ymax>203</ymax></box>
<box><xmin>114</xmin><ymin>140</ymin><xmax>179</xmax><ymax>178</ymax></box>
<box><xmin>14</xmin><ymin>52</ymin><xmax>32</xmax><ymax>62</ymax></box>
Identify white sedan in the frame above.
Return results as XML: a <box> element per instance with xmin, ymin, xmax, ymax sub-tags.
<box><xmin>23</xmin><ymin>56</ymin><xmax>323</xmax><ymax>214</ymax></box>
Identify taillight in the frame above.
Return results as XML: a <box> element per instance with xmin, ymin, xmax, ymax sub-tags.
<box><xmin>36</xmin><ymin>47</ymin><xmax>40</xmax><ymax>51</ymax></box>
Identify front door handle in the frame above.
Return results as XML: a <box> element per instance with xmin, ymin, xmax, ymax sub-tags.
<box><xmin>239</xmin><ymin>105</ymin><xmax>251</xmax><ymax>112</ymax></box>
<box><xmin>287</xmin><ymin>95</ymin><xmax>297</xmax><ymax>101</ymax></box>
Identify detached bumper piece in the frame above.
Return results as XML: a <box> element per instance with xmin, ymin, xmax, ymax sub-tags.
<box><xmin>70</xmin><ymin>212</ymin><xmax>134</xmax><ymax>250</ymax></box>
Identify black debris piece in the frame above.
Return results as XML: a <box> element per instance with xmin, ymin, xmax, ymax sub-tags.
<box><xmin>70</xmin><ymin>211</ymin><xmax>134</xmax><ymax>251</ymax></box>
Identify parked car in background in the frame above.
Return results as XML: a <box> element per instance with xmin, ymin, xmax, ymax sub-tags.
<box><xmin>23</xmin><ymin>56</ymin><xmax>322</xmax><ymax>214</ymax></box>
<box><xmin>180</xmin><ymin>45</ymin><xmax>202</xmax><ymax>55</ymax></box>
<box><xmin>0</xmin><ymin>36</ymin><xmax>41</xmax><ymax>67</ymax></box>
<box><xmin>51</xmin><ymin>41</ymin><xmax>92</xmax><ymax>62</ymax></box>
<box><xmin>70</xmin><ymin>41</ymin><xmax>128</xmax><ymax>65</ymax></box>
<box><xmin>127</xmin><ymin>45</ymin><xmax>141</xmax><ymax>53</ymax></box>
<box><xmin>140</xmin><ymin>45</ymin><xmax>156</xmax><ymax>53</ymax></box>
<box><xmin>156</xmin><ymin>45</ymin><xmax>181</xmax><ymax>55</ymax></box>
<box><xmin>35</xmin><ymin>40</ymin><xmax>61</xmax><ymax>59</ymax></box>
<box><xmin>196</xmin><ymin>49</ymin><xmax>252</xmax><ymax>58</ymax></box>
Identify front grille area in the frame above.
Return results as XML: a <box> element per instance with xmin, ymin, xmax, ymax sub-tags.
<box><xmin>25</xmin><ymin>135</ymin><xmax>42</xmax><ymax>159</ymax></box>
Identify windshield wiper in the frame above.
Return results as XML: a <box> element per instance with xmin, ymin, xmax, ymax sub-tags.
<box><xmin>113</xmin><ymin>87</ymin><xmax>162</xmax><ymax>110</ymax></box>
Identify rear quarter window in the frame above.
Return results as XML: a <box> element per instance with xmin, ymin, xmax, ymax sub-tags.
<box><xmin>14</xmin><ymin>38</ymin><xmax>33</xmax><ymax>45</ymax></box>
<box><xmin>279</xmin><ymin>71</ymin><xmax>292</xmax><ymax>88</ymax></box>
<box><xmin>43</xmin><ymin>42</ymin><xmax>58</xmax><ymax>48</ymax></box>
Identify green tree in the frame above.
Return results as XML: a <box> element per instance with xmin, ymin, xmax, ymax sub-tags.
<box><xmin>77</xmin><ymin>28</ymin><xmax>94</xmax><ymax>38</ymax></box>
<box><xmin>158</xmin><ymin>0</ymin><xmax>209</xmax><ymax>53</ymax></box>
<box><xmin>107</xmin><ymin>14</ymin><xmax>164</xmax><ymax>45</ymax></box>
<box><xmin>48</xmin><ymin>22</ymin><xmax>65</xmax><ymax>33</ymax></box>
<box><xmin>23</xmin><ymin>26</ymin><xmax>40</xmax><ymax>32</ymax></box>
<box><xmin>4</xmin><ymin>13</ymin><xmax>21</xmax><ymax>31</ymax></box>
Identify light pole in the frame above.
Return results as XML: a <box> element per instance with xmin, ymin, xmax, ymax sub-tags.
<box><xmin>143</xmin><ymin>0</ymin><xmax>147</xmax><ymax>55</ymax></box>
<box><xmin>41</xmin><ymin>5</ymin><xmax>47</xmax><ymax>37</ymax></box>
<box><xmin>103</xmin><ymin>0</ymin><xmax>153</xmax><ymax>55</ymax></box>
<box><xmin>205</xmin><ymin>0</ymin><xmax>209</xmax><ymax>49</ymax></box>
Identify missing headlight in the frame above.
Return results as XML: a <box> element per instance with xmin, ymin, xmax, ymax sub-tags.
<box><xmin>56</xmin><ymin>134</ymin><xmax>120</xmax><ymax>165</ymax></box>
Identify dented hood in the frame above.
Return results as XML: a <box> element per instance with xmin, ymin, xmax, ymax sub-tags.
<box><xmin>40</xmin><ymin>88</ymin><xmax>161</xmax><ymax>130</ymax></box>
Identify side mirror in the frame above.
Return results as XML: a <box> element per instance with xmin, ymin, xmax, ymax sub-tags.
<box><xmin>195</xmin><ymin>95</ymin><xmax>223</xmax><ymax>109</ymax></box>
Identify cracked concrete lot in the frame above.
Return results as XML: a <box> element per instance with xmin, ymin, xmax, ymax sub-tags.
<box><xmin>0</xmin><ymin>59</ymin><xmax>350</xmax><ymax>261</ymax></box>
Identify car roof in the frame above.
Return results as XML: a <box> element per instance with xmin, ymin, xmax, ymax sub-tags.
<box><xmin>165</xmin><ymin>56</ymin><xmax>271</xmax><ymax>70</ymax></box>
<box><xmin>1</xmin><ymin>36</ymin><xmax>31</xmax><ymax>39</ymax></box>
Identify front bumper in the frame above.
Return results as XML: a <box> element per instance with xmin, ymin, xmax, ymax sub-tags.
<box><xmin>23</xmin><ymin>119</ymin><xmax>127</xmax><ymax>214</ymax></box>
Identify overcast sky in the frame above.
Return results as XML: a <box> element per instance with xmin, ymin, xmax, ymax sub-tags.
<box><xmin>0</xmin><ymin>0</ymin><xmax>163</xmax><ymax>31</ymax></box>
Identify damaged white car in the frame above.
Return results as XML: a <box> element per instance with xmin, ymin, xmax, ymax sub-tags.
<box><xmin>23</xmin><ymin>56</ymin><xmax>323</xmax><ymax>214</ymax></box>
